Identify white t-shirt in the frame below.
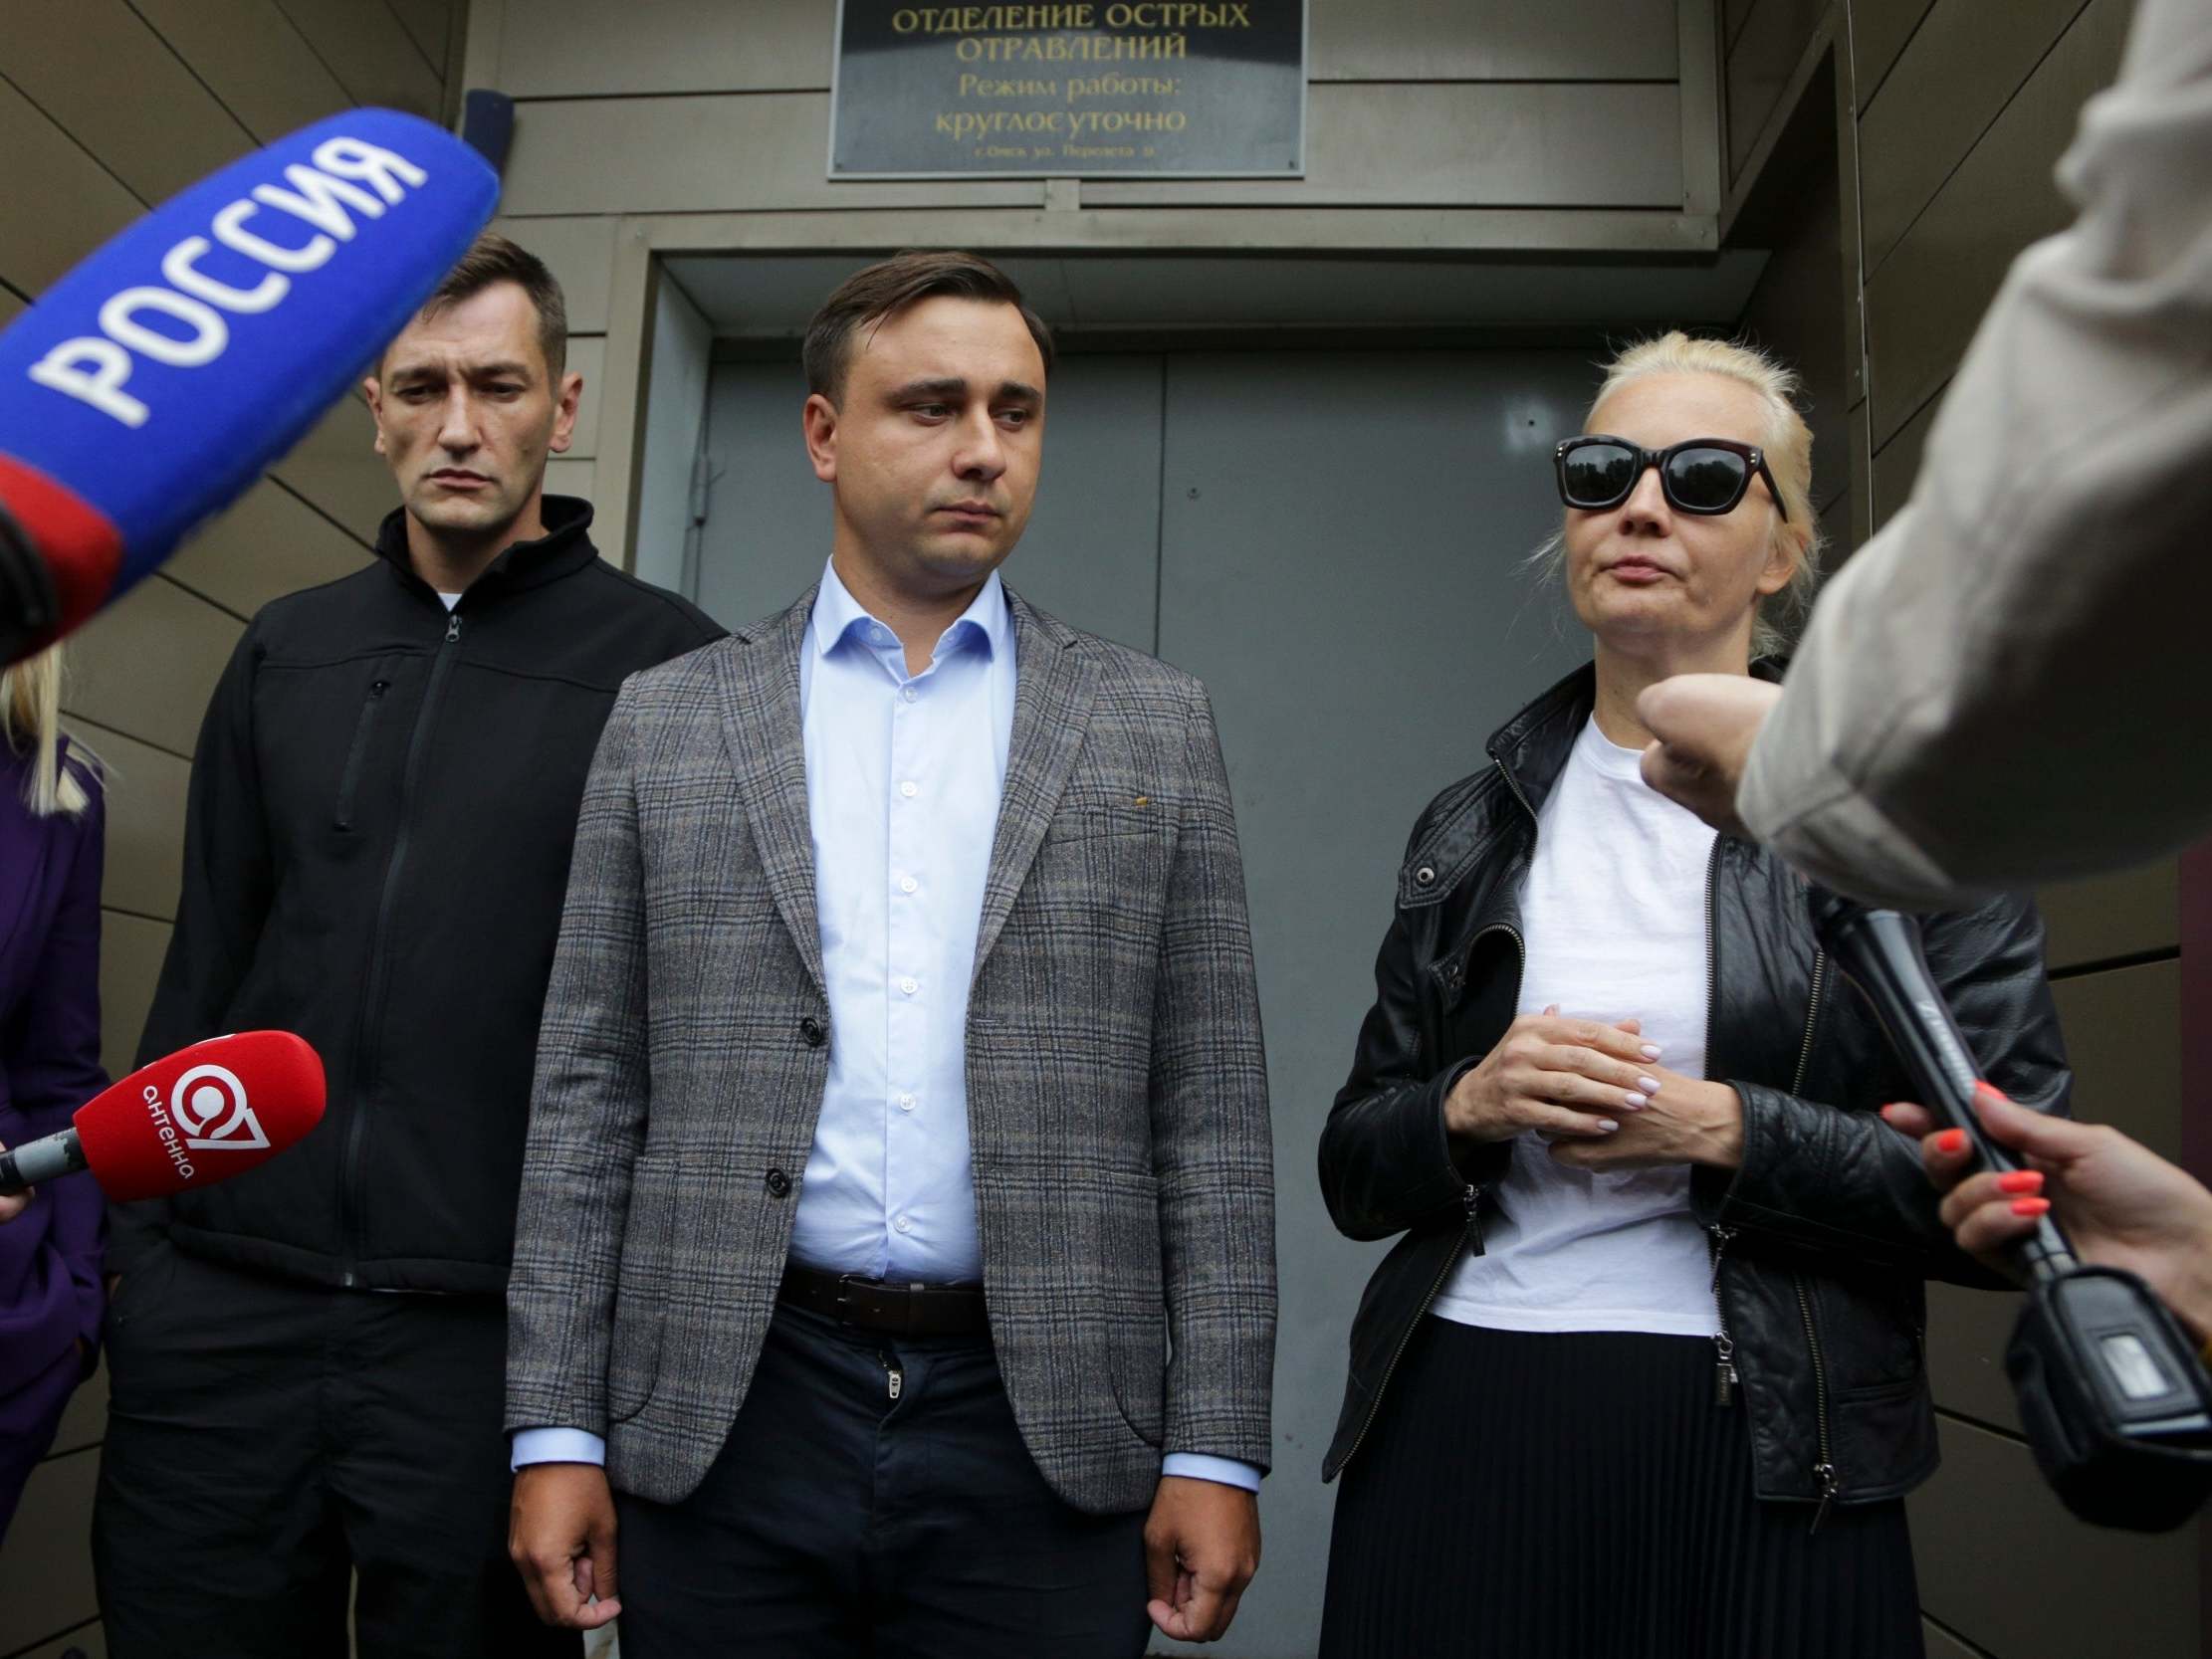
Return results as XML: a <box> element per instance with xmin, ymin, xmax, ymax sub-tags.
<box><xmin>1432</xmin><ymin>714</ymin><xmax>1722</xmax><ymax>1337</ymax></box>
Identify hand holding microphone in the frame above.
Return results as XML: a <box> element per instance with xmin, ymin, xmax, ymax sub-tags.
<box><xmin>0</xmin><ymin>1031</ymin><xmax>325</xmax><ymax>1203</ymax></box>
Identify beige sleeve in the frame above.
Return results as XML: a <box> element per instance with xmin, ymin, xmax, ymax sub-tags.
<box><xmin>1739</xmin><ymin>0</ymin><xmax>2212</xmax><ymax>910</ymax></box>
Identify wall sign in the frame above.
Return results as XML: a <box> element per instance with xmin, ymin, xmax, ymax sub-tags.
<box><xmin>830</xmin><ymin>2</ymin><xmax>1306</xmax><ymax>179</ymax></box>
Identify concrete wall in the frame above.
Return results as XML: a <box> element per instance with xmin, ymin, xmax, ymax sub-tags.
<box><xmin>1719</xmin><ymin>3</ymin><xmax>2202</xmax><ymax>1655</ymax></box>
<box><xmin>0</xmin><ymin>2</ymin><xmax>465</xmax><ymax>1651</ymax></box>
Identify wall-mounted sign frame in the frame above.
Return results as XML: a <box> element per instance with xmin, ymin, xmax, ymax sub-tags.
<box><xmin>829</xmin><ymin>1</ymin><xmax>1307</xmax><ymax>180</ymax></box>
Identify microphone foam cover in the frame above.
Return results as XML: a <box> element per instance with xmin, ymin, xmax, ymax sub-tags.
<box><xmin>0</xmin><ymin>108</ymin><xmax>500</xmax><ymax>655</ymax></box>
<box><xmin>75</xmin><ymin>1031</ymin><xmax>327</xmax><ymax>1203</ymax></box>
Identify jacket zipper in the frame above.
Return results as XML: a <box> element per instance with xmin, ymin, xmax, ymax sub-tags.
<box><xmin>1707</xmin><ymin>1224</ymin><xmax>1738</xmax><ymax>1405</ymax></box>
<box><xmin>1337</xmin><ymin>1179</ymin><xmax>1486</xmax><ymax>1475</ymax></box>
<box><xmin>1337</xmin><ymin>859</ymin><xmax>1530</xmax><ymax>1478</ymax></box>
<box><xmin>1791</xmin><ymin>944</ymin><xmax>1837</xmax><ymax>1527</ymax></box>
<box><xmin>332</xmin><ymin>679</ymin><xmax>390</xmax><ymax>831</ymax></box>
<box><xmin>1797</xmin><ymin>1273</ymin><xmax>1840</xmax><ymax>1532</ymax></box>
<box><xmin>338</xmin><ymin>608</ymin><xmax>464</xmax><ymax>1286</ymax></box>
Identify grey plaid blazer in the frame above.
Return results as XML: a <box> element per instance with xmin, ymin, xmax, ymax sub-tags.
<box><xmin>506</xmin><ymin>586</ymin><xmax>1275</xmax><ymax>1514</ymax></box>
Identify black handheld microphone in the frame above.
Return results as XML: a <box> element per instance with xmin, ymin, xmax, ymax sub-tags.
<box><xmin>1810</xmin><ymin>891</ymin><xmax>2212</xmax><ymax>1531</ymax></box>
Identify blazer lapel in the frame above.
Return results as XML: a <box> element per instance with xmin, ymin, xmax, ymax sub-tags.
<box><xmin>972</xmin><ymin>592</ymin><xmax>1096</xmax><ymax>980</ymax></box>
<box><xmin>713</xmin><ymin>587</ymin><xmax>826</xmax><ymax>997</ymax></box>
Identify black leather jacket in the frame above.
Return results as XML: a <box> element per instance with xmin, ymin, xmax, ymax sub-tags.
<box><xmin>1318</xmin><ymin>664</ymin><xmax>2072</xmax><ymax>1512</ymax></box>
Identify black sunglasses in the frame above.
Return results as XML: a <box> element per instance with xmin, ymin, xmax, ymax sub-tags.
<box><xmin>1554</xmin><ymin>435</ymin><xmax>1789</xmax><ymax>520</ymax></box>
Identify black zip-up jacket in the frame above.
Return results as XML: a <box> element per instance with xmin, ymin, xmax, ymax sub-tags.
<box><xmin>117</xmin><ymin>497</ymin><xmax>724</xmax><ymax>1293</ymax></box>
<box><xmin>1318</xmin><ymin>663</ymin><xmax>2072</xmax><ymax>1512</ymax></box>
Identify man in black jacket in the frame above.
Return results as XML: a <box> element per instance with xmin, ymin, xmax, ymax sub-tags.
<box><xmin>93</xmin><ymin>235</ymin><xmax>723</xmax><ymax>1659</ymax></box>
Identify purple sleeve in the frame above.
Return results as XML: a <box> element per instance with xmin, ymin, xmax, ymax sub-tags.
<box><xmin>5</xmin><ymin>764</ymin><xmax>111</xmax><ymax>1347</ymax></box>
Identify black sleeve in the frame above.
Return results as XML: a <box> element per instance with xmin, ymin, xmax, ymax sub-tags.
<box><xmin>1693</xmin><ymin>892</ymin><xmax>2069</xmax><ymax>1286</ymax></box>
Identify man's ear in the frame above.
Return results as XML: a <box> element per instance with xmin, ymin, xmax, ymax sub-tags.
<box><xmin>362</xmin><ymin>375</ymin><xmax>387</xmax><ymax>457</ymax></box>
<box><xmin>549</xmin><ymin>369</ymin><xmax>583</xmax><ymax>456</ymax></box>
<box><xmin>802</xmin><ymin>392</ymin><xmax>839</xmax><ymax>484</ymax></box>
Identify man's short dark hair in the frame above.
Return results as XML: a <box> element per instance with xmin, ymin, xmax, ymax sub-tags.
<box><xmin>398</xmin><ymin>231</ymin><xmax>568</xmax><ymax>377</ymax></box>
<box><xmin>802</xmin><ymin>250</ymin><xmax>1055</xmax><ymax>401</ymax></box>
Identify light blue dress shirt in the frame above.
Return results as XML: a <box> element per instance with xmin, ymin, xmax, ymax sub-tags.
<box><xmin>515</xmin><ymin>561</ymin><xmax>1257</xmax><ymax>1492</ymax></box>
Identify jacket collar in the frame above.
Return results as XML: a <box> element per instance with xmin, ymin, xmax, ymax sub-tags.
<box><xmin>373</xmin><ymin>494</ymin><xmax>601</xmax><ymax>603</ymax></box>
<box><xmin>713</xmin><ymin>581</ymin><xmax>1094</xmax><ymax>1000</ymax></box>
<box><xmin>1485</xmin><ymin>655</ymin><xmax>1787</xmax><ymax>823</ymax></box>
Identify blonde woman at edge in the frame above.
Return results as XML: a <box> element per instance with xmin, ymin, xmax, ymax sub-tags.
<box><xmin>1315</xmin><ymin>335</ymin><xmax>2071</xmax><ymax>1659</ymax></box>
<box><xmin>0</xmin><ymin>645</ymin><xmax>107</xmax><ymax>1541</ymax></box>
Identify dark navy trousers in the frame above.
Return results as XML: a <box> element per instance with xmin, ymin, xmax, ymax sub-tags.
<box><xmin>613</xmin><ymin>1301</ymin><xmax>1153</xmax><ymax>1658</ymax></box>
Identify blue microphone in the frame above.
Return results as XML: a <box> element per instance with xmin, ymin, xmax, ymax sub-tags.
<box><xmin>0</xmin><ymin>107</ymin><xmax>500</xmax><ymax>664</ymax></box>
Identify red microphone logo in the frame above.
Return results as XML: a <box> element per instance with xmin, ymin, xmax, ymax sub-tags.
<box><xmin>167</xmin><ymin>1064</ymin><xmax>271</xmax><ymax>1152</ymax></box>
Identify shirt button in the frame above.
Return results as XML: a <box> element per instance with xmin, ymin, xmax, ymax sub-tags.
<box><xmin>900</xmin><ymin>686</ymin><xmax>918</xmax><ymax>703</ymax></box>
<box><xmin>894</xmin><ymin>1214</ymin><xmax>912</xmax><ymax>1233</ymax></box>
<box><xmin>766</xmin><ymin>1168</ymin><xmax>791</xmax><ymax>1197</ymax></box>
<box><xmin>900</xmin><ymin>976</ymin><xmax>919</xmax><ymax>996</ymax></box>
<box><xmin>899</xmin><ymin>780</ymin><xmax>919</xmax><ymax>798</ymax></box>
<box><xmin>898</xmin><ymin>1093</ymin><xmax>917</xmax><ymax>1112</ymax></box>
<box><xmin>899</xmin><ymin>876</ymin><xmax>919</xmax><ymax>895</ymax></box>
<box><xmin>870</xmin><ymin>624</ymin><xmax>890</xmax><ymax>646</ymax></box>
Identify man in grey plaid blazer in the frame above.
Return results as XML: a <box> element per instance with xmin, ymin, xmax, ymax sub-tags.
<box><xmin>506</xmin><ymin>252</ymin><xmax>1276</xmax><ymax>1656</ymax></box>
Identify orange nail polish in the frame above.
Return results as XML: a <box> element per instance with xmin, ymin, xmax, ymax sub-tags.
<box><xmin>1935</xmin><ymin>1129</ymin><xmax>1969</xmax><ymax>1155</ymax></box>
<box><xmin>1974</xmin><ymin>1080</ymin><xmax>2011</xmax><ymax>1110</ymax></box>
<box><xmin>2011</xmin><ymin>1197</ymin><xmax>2052</xmax><ymax>1217</ymax></box>
<box><xmin>1996</xmin><ymin>1171</ymin><xmax>2043</xmax><ymax>1194</ymax></box>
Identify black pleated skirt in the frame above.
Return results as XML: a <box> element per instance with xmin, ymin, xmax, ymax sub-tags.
<box><xmin>1319</xmin><ymin>1319</ymin><xmax>1923</xmax><ymax>1659</ymax></box>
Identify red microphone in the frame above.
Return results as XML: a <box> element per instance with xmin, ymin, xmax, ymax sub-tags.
<box><xmin>0</xmin><ymin>1032</ymin><xmax>325</xmax><ymax>1201</ymax></box>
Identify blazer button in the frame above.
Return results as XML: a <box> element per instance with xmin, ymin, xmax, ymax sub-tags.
<box><xmin>766</xmin><ymin>1168</ymin><xmax>792</xmax><ymax>1197</ymax></box>
<box><xmin>799</xmin><ymin>1016</ymin><xmax>825</xmax><ymax>1048</ymax></box>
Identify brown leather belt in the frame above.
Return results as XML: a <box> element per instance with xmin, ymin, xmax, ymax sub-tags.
<box><xmin>777</xmin><ymin>1261</ymin><xmax>992</xmax><ymax>1338</ymax></box>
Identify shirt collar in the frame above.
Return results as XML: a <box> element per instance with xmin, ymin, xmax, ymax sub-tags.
<box><xmin>810</xmin><ymin>557</ymin><xmax>1010</xmax><ymax>665</ymax></box>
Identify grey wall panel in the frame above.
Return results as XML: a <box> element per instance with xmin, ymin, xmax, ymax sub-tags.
<box><xmin>1851</xmin><ymin>0</ymin><xmax>1937</xmax><ymax>110</ymax></box>
<box><xmin>694</xmin><ymin>354</ymin><xmax>1164</xmax><ymax>651</ymax></box>
<box><xmin>4</xmin><ymin>0</ymin><xmax>256</xmax><ymax>203</ymax></box>
<box><xmin>164</xmin><ymin>480</ymin><xmax>372</xmax><ymax>619</ymax></box>
<box><xmin>1086</xmin><ymin>83</ymin><xmax>1682</xmax><ymax>208</ymax></box>
<box><xmin>1726</xmin><ymin>0</ymin><xmax>1762</xmax><ymax>51</ymax></box>
<box><xmin>564</xmin><ymin>335</ymin><xmax>609</xmax><ymax>461</ymax></box>
<box><xmin>271</xmin><ymin>392</ymin><xmax>399</xmax><ymax>549</ymax></box>
<box><xmin>1736</xmin><ymin>150</ymin><xmax>1849</xmax><ymax>512</ymax></box>
<box><xmin>1311</xmin><ymin>0</ymin><xmax>1677</xmax><ymax>82</ymax></box>
<box><xmin>1871</xmin><ymin>382</ymin><xmax>1939</xmax><ymax>528</ymax></box>
<box><xmin>1912</xmin><ymin>1417</ymin><xmax>2201</xmax><ymax>1658</ymax></box>
<box><xmin>390</xmin><ymin>0</ymin><xmax>453</xmax><ymax>70</ymax></box>
<box><xmin>1863</xmin><ymin>0</ymin><xmax>2130</xmax><ymax>446</ymax></box>
<box><xmin>491</xmin><ymin>216</ymin><xmax>619</xmax><ymax>335</ymax></box>
<box><xmin>1151</xmin><ymin>348</ymin><xmax>1594</xmax><ymax>1656</ymax></box>
<box><xmin>0</xmin><ymin>82</ymin><xmax>142</xmax><ymax>296</ymax></box>
<box><xmin>2040</xmin><ymin>862</ymin><xmax>2180</xmax><ymax>969</ymax></box>
<box><xmin>1859</xmin><ymin>0</ymin><xmax>2094</xmax><ymax>275</ymax></box>
<box><xmin>272</xmin><ymin>0</ymin><xmax>446</xmax><ymax>118</ymax></box>
<box><xmin>493</xmin><ymin>0</ymin><xmax>831</xmax><ymax>96</ymax></box>
<box><xmin>50</xmin><ymin>1361</ymin><xmax>107</xmax><ymax>1459</ymax></box>
<box><xmin>64</xmin><ymin>579</ymin><xmax>243</xmax><ymax>760</ymax></box>
<box><xmin>127</xmin><ymin>0</ymin><xmax>354</xmax><ymax>141</ymax></box>
<box><xmin>499</xmin><ymin>94</ymin><xmax>1047</xmax><ymax>217</ymax></box>
<box><xmin>0</xmin><ymin>1448</ymin><xmax>99</xmax><ymax>1654</ymax></box>
<box><xmin>97</xmin><ymin>914</ymin><xmax>171</xmax><ymax>1082</ymax></box>
<box><xmin>1925</xmin><ymin>1280</ymin><xmax>2023</xmax><ymax>1434</ymax></box>
<box><xmin>1816</xmin><ymin>484</ymin><xmax>1852</xmax><ymax>571</ymax></box>
<box><xmin>66</xmin><ymin>718</ymin><xmax>191</xmax><ymax>924</ymax></box>
<box><xmin>1724</xmin><ymin>0</ymin><xmax>1828</xmax><ymax>180</ymax></box>
<box><xmin>2050</xmin><ymin>958</ymin><xmax>2180</xmax><ymax>1161</ymax></box>
<box><xmin>1922</xmin><ymin>1618</ymin><xmax>1978</xmax><ymax>1659</ymax></box>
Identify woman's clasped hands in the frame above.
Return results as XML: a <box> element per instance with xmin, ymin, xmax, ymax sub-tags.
<box><xmin>1444</xmin><ymin>1006</ymin><xmax>1745</xmax><ymax>1170</ymax></box>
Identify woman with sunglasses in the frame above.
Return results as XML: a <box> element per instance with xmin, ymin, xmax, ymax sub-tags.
<box><xmin>1314</xmin><ymin>333</ymin><xmax>2071</xmax><ymax>1659</ymax></box>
